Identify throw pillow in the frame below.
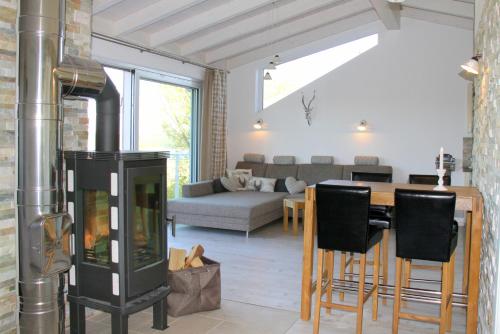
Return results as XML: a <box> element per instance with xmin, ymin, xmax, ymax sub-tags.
<box><xmin>285</xmin><ymin>176</ymin><xmax>307</xmax><ymax>194</ymax></box>
<box><xmin>225</xmin><ymin>169</ymin><xmax>252</xmax><ymax>190</ymax></box>
<box><xmin>274</xmin><ymin>178</ymin><xmax>288</xmax><ymax>192</ymax></box>
<box><xmin>247</xmin><ymin>177</ymin><xmax>277</xmax><ymax>193</ymax></box>
<box><xmin>212</xmin><ymin>178</ymin><xmax>228</xmax><ymax>193</ymax></box>
<box><xmin>226</xmin><ymin>168</ymin><xmax>252</xmax><ymax>178</ymax></box>
<box><xmin>220</xmin><ymin>176</ymin><xmax>241</xmax><ymax>192</ymax></box>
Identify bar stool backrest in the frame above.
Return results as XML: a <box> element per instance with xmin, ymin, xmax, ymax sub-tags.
<box><xmin>395</xmin><ymin>189</ymin><xmax>456</xmax><ymax>262</ymax></box>
<box><xmin>316</xmin><ymin>184</ymin><xmax>371</xmax><ymax>253</ymax></box>
<box><xmin>352</xmin><ymin>171</ymin><xmax>392</xmax><ymax>183</ymax></box>
<box><xmin>409</xmin><ymin>174</ymin><xmax>451</xmax><ymax>186</ymax></box>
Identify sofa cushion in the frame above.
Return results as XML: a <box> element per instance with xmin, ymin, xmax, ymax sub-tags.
<box><xmin>342</xmin><ymin>165</ymin><xmax>393</xmax><ymax>180</ymax></box>
<box><xmin>243</xmin><ymin>153</ymin><xmax>265</xmax><ymax>163</ymax></box>
<box><xmin>182</xmin><ymin>181</ymin><xmax>214</xmax><ymax>198</ymax></box>
<box><xmin>265</xmin><ymin>164</ymin><xmax>298</xmax><ymax>179</ymax></box>
<box><xmin>235</xmin><ymin>161</ymin><xmax>267</xmax><ymax>177</ymax></box>
<box><xmin>311</xmin><ymin>156</ymin><xmax>334</xmax><ymax>164</ymax></box>
<box><xmin>273</xmin><ymin>155</ymin><xmax>295</xmax><ymax>165</ymax></box>
<box><xmin>297</xmin><ymin>164</ymin><xmax>343</xmax><ymax>185</ymax></box>
<box><xmin>168</xmin><ymin>192</ymin><xmax>287</xmax><ymax>219</ymax></box>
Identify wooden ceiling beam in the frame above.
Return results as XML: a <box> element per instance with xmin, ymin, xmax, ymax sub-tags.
<box><xmin>148</xmin><ymin>0</ymin><xmax>277</xmax><ymax>48</ymax></box>
<box><xmin>403</xmin><ymin>0</ymin><xmax>474</xmax><ymax>19</ymax></box>
<box><xmin>113</xmin><ymin>0</ymin><xmax>207</xmax><ymax>36</ymax></box>
<box><xmin>93</xmin><ymin>0</ymin><xmax>125</xmax><ymax>15</ymax></box>
<box><xmin>204</xmin><ymin>0</ymin><xmax>373</xmax><ymax>64</ymax></box>
<box><xmin>179</xmin><ymin>0</ymin><xmax>346</xmax><ymax>56</ymax></box>
<box><xmin>369</xmin><ymin>0</ymin><xmax>400</xmax><ymax>30</ymax></box>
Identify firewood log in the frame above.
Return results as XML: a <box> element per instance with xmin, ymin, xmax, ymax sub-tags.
<box><xmin>185</xmin><ymin>244</ymin><xmax>204</xmax><ymax>267</ymax></box>
<box><xmin>168</xmin><ymin>248</ymin><xmax>187</xmax><ymax>271</ymax></box>
<box><xmin>189</xmin><ymin>257</ymin><xmax>204</xmax><ymax>268</ymax></box>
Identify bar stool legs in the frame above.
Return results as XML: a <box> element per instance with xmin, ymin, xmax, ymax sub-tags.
<box><xmin>339</xmin><ymin>252</ymin><xmax>346</xmax><ymax>301</ymax></box>
<box><xmin>382</xmin><ymin>229</ymin><xmax>389</xmax><ymax>305</ymax></box>
<box><xmin>326</xmin><ymin>251</ymin><xmax>334</xmax><ymax>315</ymax></box>
<box><xmin>313</xmin><ymin>246</ymin><xmax>380</xmax><ymax>334</ymax></box>
<box><xmin>392</xmin><ymin>251</ymin><xmax>456</xmax><ymax>334</ymax></box>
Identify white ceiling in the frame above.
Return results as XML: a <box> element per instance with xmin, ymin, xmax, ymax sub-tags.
<box><xmin>92</xmin><ymin>0</ymin><xmax>475</xmax><ymax>69</ymax></box>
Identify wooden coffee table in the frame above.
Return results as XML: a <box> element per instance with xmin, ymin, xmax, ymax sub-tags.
<box><xmin>283</xmin><ymin>197</ymin><xmax>305</xmax><ymax>235</ymax></box>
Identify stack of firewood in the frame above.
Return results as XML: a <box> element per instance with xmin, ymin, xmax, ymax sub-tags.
<box><xmin>168</xmin><ymin>244</ymin><xmax>205</xmax><ymax>271</ymax></box>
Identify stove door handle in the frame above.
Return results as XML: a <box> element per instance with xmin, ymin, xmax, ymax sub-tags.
<box><xmin>166</xmin><ymin>215</ymin><xmax>176</xmax><ymax>238</ymax></box>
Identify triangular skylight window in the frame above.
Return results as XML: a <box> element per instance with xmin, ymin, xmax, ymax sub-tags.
<box><xmin>263</xmin><ymin>34</ymin><xmax>379</xmax><ymax>109</ymax></box>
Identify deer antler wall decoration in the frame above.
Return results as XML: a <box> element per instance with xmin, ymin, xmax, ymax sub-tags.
<box><xmin>301</xmin><ymin>90</ymin><xmax>316</xmax><ymax>126</ymax></box>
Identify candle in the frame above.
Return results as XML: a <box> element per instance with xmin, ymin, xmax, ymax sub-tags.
<box><xmin>439</xmin><ymin>147</ymin><xmax>444</xmax><ymax>170</ymax></box>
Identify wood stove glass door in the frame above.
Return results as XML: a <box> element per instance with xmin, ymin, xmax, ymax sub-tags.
<box><xmin>127</xmin><ymin>165</ymin><xmax>167</xmax><ymax>298</ymax></box>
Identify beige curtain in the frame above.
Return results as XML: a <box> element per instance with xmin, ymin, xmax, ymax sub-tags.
<box><xmin>200</xmin><ymin>69</ymin><xmax>227</xmax><ymax>180</ymax></box>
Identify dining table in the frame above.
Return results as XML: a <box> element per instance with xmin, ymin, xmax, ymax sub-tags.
<box><xmin>300</xmin><ymin>179</ymin><xmax>484</xmax><ymax>334</ymax></box>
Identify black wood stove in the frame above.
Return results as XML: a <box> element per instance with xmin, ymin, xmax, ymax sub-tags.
<box><xmin>65</xmin><ymin>151</ymin><xmax>170</xmax><ymax>333</ymax></box>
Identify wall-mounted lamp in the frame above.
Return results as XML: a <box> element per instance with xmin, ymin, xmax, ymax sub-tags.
<box><xmin>264</xmin><ymin>72</ymin><xmax>272</xmax><ymax>80</ymax></box>
<box><xmin>461</xmin><ymin>55</ymin><xmax>481</xmax><ymax>75</ymax></box>
<box><xmin>357</xmin><ymin>120</ymin><xmax>368</xmax><ymax>131</ymax></box>
<box><xmin>253</xmin><ymin>119</ymin><xmax>264</xmax><ymax>130</ymax></box>
<box><xmin>387</xmin><ymin>0</ymin><xmax>405</xmax><ymax>3</ymax></box>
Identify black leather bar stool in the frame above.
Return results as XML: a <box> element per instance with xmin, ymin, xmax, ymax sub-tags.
<box><xmin>406</xmin><ymin>174</ymin><xmax>466</xmax><ymax>294</ymax></box>
<box><xmin>347</xmin><ymin>172</ymin><xmax>392</xmax><ymax>304</ymax></box>
<box><xmin>313</xmin><ymin>184</ymin><xmax>383</xmax><ymax>334</ymax></box>
<box><xmin>393</xmin><ymin>189</ymin><xmax>457</xmax><ymax>334</ymax></box>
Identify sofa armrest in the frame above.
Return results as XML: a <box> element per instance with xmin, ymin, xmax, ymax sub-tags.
<box><xmin>182</xmin><ymin>181</ymin><xmax>214</xmax><ymax>198</ymax></box>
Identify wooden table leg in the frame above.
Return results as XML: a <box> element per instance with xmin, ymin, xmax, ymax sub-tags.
<box><xmin>301</xmin><ymin>187</ymin><xmax>316</xmax><ymax>321</ymax></box>
<box><xmin>283</xmin><ymin>201</ymin><xmax>289</xmax><ymax>232</ymax></box>
<box><xmin>293</xmin><ymin>203</ymin><xmax>299</xmax><ymax>235</ymax></box>
<box><xmin>467</xmin><ymin>197</ymin><xmax>483</xmax><ymax>334</ymax></box>
<box><xmin>462</xmin><ymin>211</ymin><xmax>472</xmax><ymax>293</ymax></box>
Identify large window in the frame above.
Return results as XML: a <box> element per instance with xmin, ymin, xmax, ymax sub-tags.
<box><xmin>261</xmin><ymin>34</ymin><xmax>379</xmax><ymax>110</ymax></box>
<box><xmin>87</xmin><ymin>66</ymin><xmax>201</xmax><ymax>199</ymax></box>
<box><xmin>136</xmin><ymin>74</ymin><xmax>200</xmax><ymax>199</ymax></box>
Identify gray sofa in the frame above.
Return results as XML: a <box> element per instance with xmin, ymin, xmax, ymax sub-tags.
<box><xmin>167</xmin><ymin>155</ymin><xmax>392</xmax><ymax>236</ymax></box>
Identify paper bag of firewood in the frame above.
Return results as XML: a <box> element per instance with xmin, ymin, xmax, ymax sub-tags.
<box><xmin>167</xmin><ymin>256</ymin><xmax>221</xmax><ymax>317</ymax></box>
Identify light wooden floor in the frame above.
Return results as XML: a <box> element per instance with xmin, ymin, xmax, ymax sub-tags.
<box><xmin>75</xmin><ymin>220</ymin><xmax>468</xmax><ymax>333</ymax></box>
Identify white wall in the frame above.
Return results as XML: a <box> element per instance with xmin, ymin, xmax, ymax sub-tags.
<box><xmin>91</xmin><ymin>38</ymin><xmax>205</xmax><ymax>81</ymax></box>
<box><xmin>227</xmin><ymin>18</ymin><xmax>472</xmax><ymax>184</ymax></box>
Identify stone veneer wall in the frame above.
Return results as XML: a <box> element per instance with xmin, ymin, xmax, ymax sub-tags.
<box><xmin>0</xmin><ymin>0</ymin><xmax>91</xmax><ymax>332</ymax></box>
<box><xmin>472</xmin><ymin>0</ymin><xmax>500</xmax><ymax>332</ymax></box>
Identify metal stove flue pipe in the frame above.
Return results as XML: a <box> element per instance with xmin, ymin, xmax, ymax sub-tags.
<box><xmin>16</xmin><ymin>0</ymin><xmax>117</xmax><ymax>333</ymax></box>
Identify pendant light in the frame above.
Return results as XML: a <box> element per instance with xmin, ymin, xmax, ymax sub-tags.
<box><xmin>264</xmin><ymin>72</ymin><xmax>272</xmax><ymax>80</ymax></box>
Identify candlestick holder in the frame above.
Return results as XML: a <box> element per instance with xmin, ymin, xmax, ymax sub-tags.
<box><xmin>434</xmin><ymin>169</ymin><xmax>448</xmax><ymax>191</ymax></box>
